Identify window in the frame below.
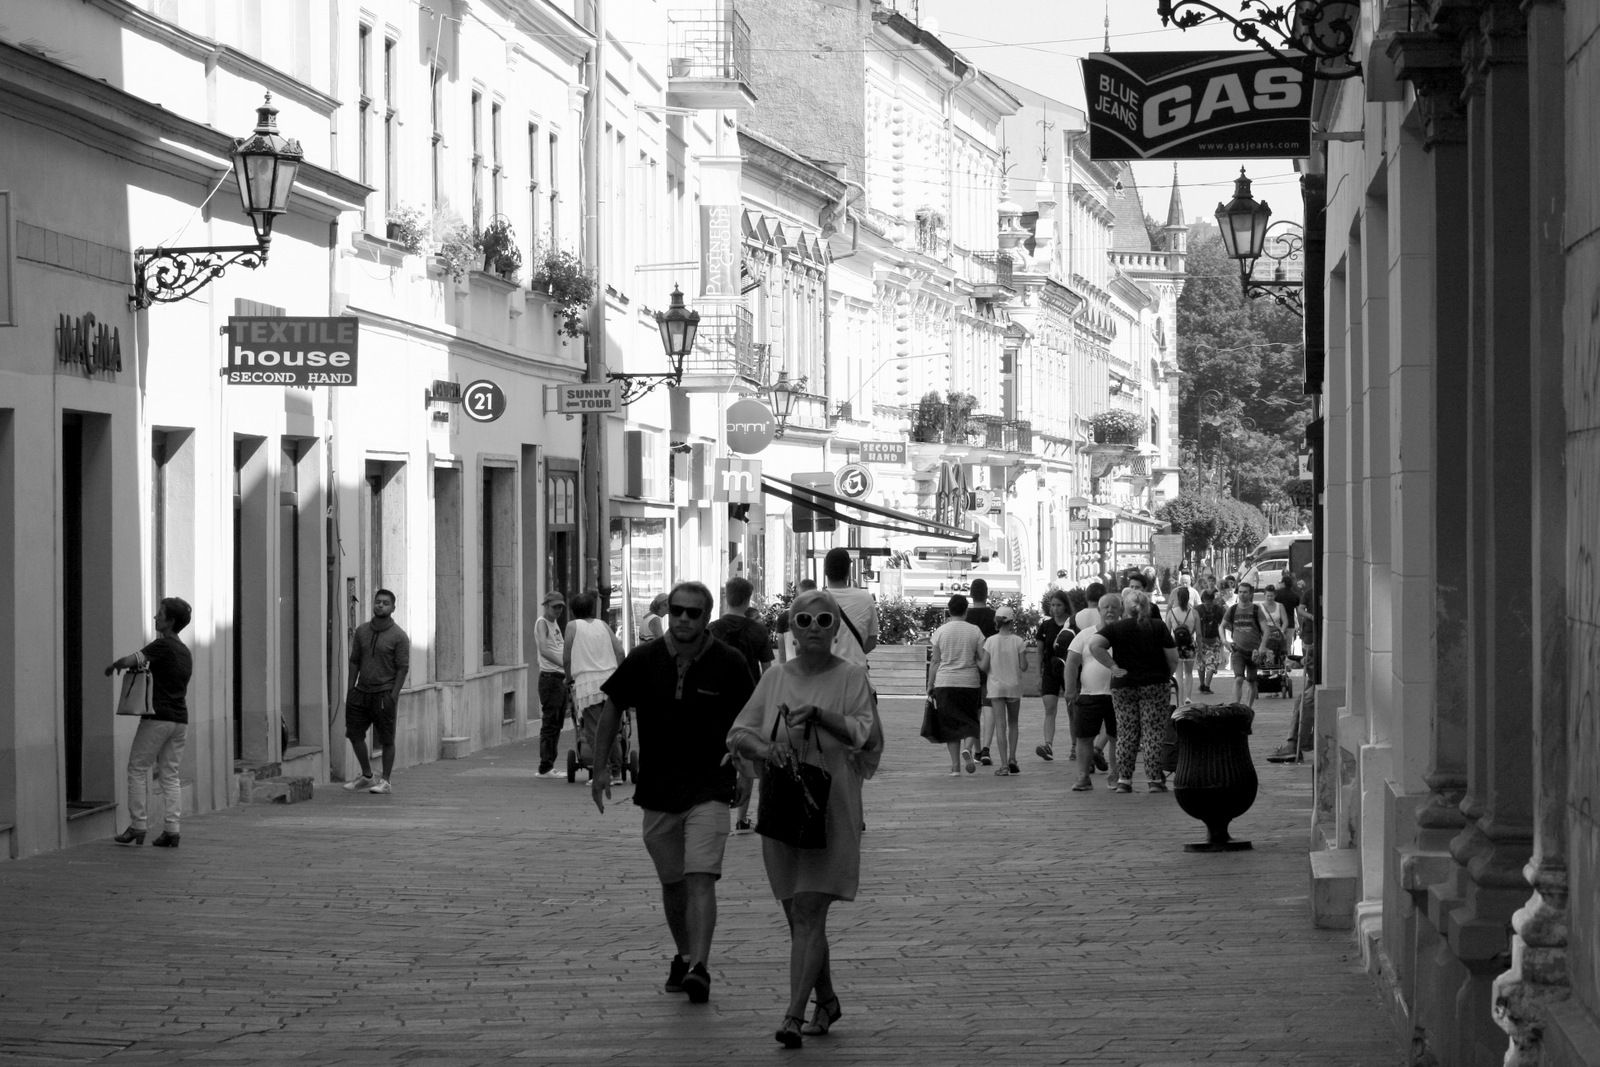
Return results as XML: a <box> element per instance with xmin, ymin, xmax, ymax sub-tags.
<box><xmin>358</xmin><ymin>24</ymin><xmax>372</xmax><ymax>224</ymax></box>
<box><xmin>480</xmin><ymin>464</ymin><xmax>517</xmax><ymax>666</ymax></box>
<box><xmin>383</xmin><ymin>36</ymin><xmax>398</xmax><ymax>217</ymax></box>
<box><xmin>548</xmin><ymin>132</ymin><xmax>560</xmax><ymax>247</ymax></box>
<box><xmin>545</xmin><ymin>466</ymin><xmax>578</xmax><ymax>602</ymax></box>
<box><xmin>434</xmin><ymin>466</ymin><xmax>463</xmax><ymax>681</ymax></box>
<box><xmin>430</xmin><ymin>65</ymin><xmax>445</xmax><ymax>210</ymax></box>
<box><xmin>490</xmin><ymin>101</ymin><xmax>503</xmax><ymax>221</ymax></box>
<box><xmin>528</xmin><ymin>121</ymin><xmax>541</xmax><ymax>247</ymax></box>
<box><xmin>470</xmin><ymin>90</ymin><xmax>483</xmax><ymax>229</ymax></box>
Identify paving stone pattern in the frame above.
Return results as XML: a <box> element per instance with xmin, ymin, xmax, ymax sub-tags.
<box><xmin>0</xmin><ymin>683</ymin><xmax>1405</xmax><ymax>1066</ymax></box>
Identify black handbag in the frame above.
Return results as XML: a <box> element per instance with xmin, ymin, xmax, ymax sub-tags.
<box><xmin>755</xmin><ymin>715</ymin><xmax>832</xmax><ymax>849</ymax></box>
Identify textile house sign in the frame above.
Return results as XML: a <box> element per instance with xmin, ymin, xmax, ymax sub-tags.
<box><xmin>226</xmin><ymin>316</ymin><xmax>359</xmax><ymax>385</ymax></box>
<box><xmin>1082</xmin><ymin>51</ymin><xmax>1312</xmax><ymax>161</ymax></box>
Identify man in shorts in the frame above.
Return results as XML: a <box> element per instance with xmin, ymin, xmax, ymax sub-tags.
<box><xmin>1222</xmin><ymin>582</ymin><xmax>1276</xmax><ymax>708</ymax></box>
<box><xmin>344</xmin><ymin>588</ymin><xmax>410</xmax><ymax>795</ymax></box>
<box><xmin>590</xmin><ymin>581</ymin><xmax>756</xmax><ymax>1005</ymax></box>
<box><xmin>1064</xmin><ymin>593</ymin><xmax>1123</xmax><ymax>790</ymax></box>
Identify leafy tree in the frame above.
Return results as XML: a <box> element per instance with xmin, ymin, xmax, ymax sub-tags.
<box><xmin>1176</xmin><ymin>224</ymin><xmax>1311</xmax><ymax>508</ymax></box>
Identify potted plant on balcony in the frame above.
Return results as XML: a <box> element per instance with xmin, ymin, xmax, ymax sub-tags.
<box><xmin>430</xmin><ymin>209</ymin><xmax>477</xmax><ymax>283</ymax></box>
<box><xmin>385</xmin><ymin>204</ymin><xmax>428</xmax><ymax>255</ymax></box>
<box><xmin>911</xmin><ymin>391</ymin><xmax>947</xmax><ymax>443</ymax></box>
<box><xmin>530</xmin><ymin>246</ymin><xmax>596</xmax><ymax>338</ymax></box>
<box><xmin>476</xmin><ymin>215</ymin><xmax>522</xmax><ymax>280</ymax></box>
<box><xmin>945</xmin><ymin>391</ymin><xmax>978</xmax><ymax>442</ymax></box>
<box><xmin>1090</xmin><ymin>407</ymin><xmax>1144</xmax><ymax>446</ymax></box>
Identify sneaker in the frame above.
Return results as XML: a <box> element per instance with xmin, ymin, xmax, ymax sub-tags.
<box><xmin>1148</xmin><ymin>777</ymin><xmax>1169</xmax><ymax>793</ymax></box>
<box><xmin>994</xmin><ymin>766</ymin><xmax>1011</xmax><ymax>776</ymax></box>
<box><xmin>1035</xmin><ymin>742</ymin><xmax>1054</xmax><ymax>762</ymax></box>
<box><xmin>368</xmin><ymin>779</ymin><xmax>392</xmax><ymax>794</ymax></box>
<box><xmin>1007</xmin><ymin>761</ymin><xmax>1020</xmax><ymax>775</ymax></box>
<box><xmin>539</xmin><ymin>768</ymin><xmax>566</xmax><ymax>778</ymax></box>
<box><xmin>1114</xmin><ymin>782</ymin><xmax>1133</xmax><ymax>794</ymax></box>
<box><xmin>1093</xmin><ymin>750</ymin><xmax>1109</xmax><ymax>772</ymax></box>
<box><xmin>537</xmin><ymin>763</ymin><xmax>553</xmax><ymax>775</ymax></box>
<box><xmin>1072</xmin><ymin>776</ymin><xmax>1094</xmax><ymax>791</ymax></box>
<box><xmin>665</xmin><ymin>955</ymin><xmax>690</xmax><ymax>993</ymax></box>
<box><xmin>342</xmin><ymin>775</ymin><xmax>374</xmax><ymax>791</ymax></box>
<box><xmin>1266</xmin><ymin>743</ymin><xmax>1303</xmax><ymax>763</ymax></box>
<box><xmin>733</xmin><ymin>818</ymin><xmax>753</xmax><ymax>834</ymax></box>
<box><xmin>682</xmin><ymin>963</ymin><xmax>711</xmax><ymax>1003</ymax></box>
<box><xmin>978</xmin><ymin>747</ymin><xmax>993</xmax><ymax>766</ymax></box>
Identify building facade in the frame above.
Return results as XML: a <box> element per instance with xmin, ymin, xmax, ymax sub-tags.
<box><xmin>1302</xmin><ymin>0</ymin><xmax>1600</xmax><ymax>1063</ymax></box>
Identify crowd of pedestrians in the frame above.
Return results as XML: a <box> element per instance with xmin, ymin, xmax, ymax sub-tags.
<box><xmin>103</xmin><ymin>543</ymin><xmax>1313</xmax><ymax>1050</ymax></box>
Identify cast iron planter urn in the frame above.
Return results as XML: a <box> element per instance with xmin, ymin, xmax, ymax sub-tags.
<box><xmin>1171</xmin><ymin>702</ymin><xmax>1258</xmax><ymax>852</ymax></box>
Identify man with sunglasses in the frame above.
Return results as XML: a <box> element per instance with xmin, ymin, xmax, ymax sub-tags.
<box><xmin>590</xmin><ymin>581</ymin><xmax>757</xmax><ymax>1005</ymax></box>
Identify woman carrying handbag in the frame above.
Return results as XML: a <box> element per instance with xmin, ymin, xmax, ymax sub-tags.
<box><xmin>106</xmin><ymin>597</ymin><xmax>194</xmax><ymax>848</ymax></box>
<box><xmin>727</xmin><ymin>588</ymin><xmax>884</xmax><ymax>1050</ymax></box>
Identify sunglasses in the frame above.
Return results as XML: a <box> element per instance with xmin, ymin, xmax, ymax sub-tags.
<box><xmin>667</xmin><ymin>603</ymin><xmax>705</xmax><ymax>620</ymax></box>
<box><xmin>793</xmin><ymin>611</ymin><xmax>835</xmax><ymax>630</ymax></box>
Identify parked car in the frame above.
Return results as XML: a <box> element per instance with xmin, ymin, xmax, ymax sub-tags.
<box><xmin>1235</xmin><ymin>535</ymin><xmax>1313</xmax><ymax>592</ymax></box>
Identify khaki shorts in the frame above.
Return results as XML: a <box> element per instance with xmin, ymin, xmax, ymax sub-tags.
<box><xmin>641</xmin><ymin>801</ymin><xmax>730</xmax><ymax>883</ymax></box>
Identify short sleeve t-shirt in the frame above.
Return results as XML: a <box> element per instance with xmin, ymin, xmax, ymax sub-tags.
<box><xmin>1098</xmin><ymin>617</ymin><xmax>1176</xmax><ymax>689</ymax></box>
<box><xmin>983</xmin><ymin>633</ymin><xmax>1025</xmax><ymax>698</ymax></box>
<box><xmin>965</xmin><ymin>606</ymin><xmax>998</xmax><ymax>639</ymax></box>
<box><xmin>140</xmin><ymin>635</ymin><xmax>193</xmax><ymax>723</ymax></box>
<box><xmin>600</xmin><ymin>637</ymin><xmax>756</xmax><ymax>813</ymax></box>
<box><xmin>706</xmin><ymin>615</ymin><xmax>773</xmax><ymax>683</ymax></box>
<box><xmin>828</xmin><ymin>586</ymin><xmax>878</xmax><ymax>668</ymax></box>
<box><xmin>1067</xmin><ymin>625</ymin><xmax>1114</xmax><ymax>695</ymax></box>
<box><xmin>930</xmin><ymin>620</ymin><xmax>985</xmax><ymax>689</ymax></box>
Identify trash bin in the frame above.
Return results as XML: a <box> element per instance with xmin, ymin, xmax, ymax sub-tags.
<box><xmin>1171</xmin><ymin>702</ymin><xmax>1258</xmax><ymax>852</ymax></box>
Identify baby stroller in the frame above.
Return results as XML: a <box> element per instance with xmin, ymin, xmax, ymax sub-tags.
<box><xmin>1254</xmin><ymin>632</ymin><xmax>1294</xmax><ymax>699</ymax></box>
<box><xmin>566</xmin><ymin>692</ymin><xmax>640</xmax><ymax>783</ymax></box>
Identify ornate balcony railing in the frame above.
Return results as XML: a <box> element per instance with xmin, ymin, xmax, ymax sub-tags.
<box><xmin>677</xmin><ymin>304</ymin><xmax>759</xmax><ymax>390</ymax></box>
<box><xmin>667</xmin><ymin>6</ymin><xmax>755</xmax><ymax>109</ymax></box>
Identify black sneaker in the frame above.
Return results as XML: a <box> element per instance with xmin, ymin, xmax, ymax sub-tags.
<box><xmin>978</xmin><ymin>747</ymin><xmax>993</xmax><ymax>766</ymax></box>
<box><xmin>1035</xmin><ymin>742</ymin><xmax>1054</xmax><ymax>762</ymax></box>
<box><xmin>682</xmin><ymin>963</ymin><xmax>711</xmax><ymax>1003</ymax></box>
<box><xmin>1093</xmin><ymin>750</ymin><xmax>1109</xmax><ymax>772</ymax></box>
<box><xmin>665</xmin><ymin>954</ymin><xmax>689</xmax><ymax>993</ymax></box>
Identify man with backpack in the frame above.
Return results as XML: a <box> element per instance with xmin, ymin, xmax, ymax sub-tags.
<box><xmin>1222</xmin><ymin>582</ymin><xmax>1280</xmax><ymax>708</ymax></box>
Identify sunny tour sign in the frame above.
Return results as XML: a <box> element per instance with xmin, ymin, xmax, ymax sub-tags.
<box><xmin>1082</xmin><ymin>51</ymin><xmax>1313</xmax><ymax>161</ymax></box>
<box><xmin>226</xmin><ymin>316</ymin><xmax>360</xmax><ymax>385</ymax></box>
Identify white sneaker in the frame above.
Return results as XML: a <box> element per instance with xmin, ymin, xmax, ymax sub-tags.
<box><xmin>342</xmin><ymin>775</ymin><xmax>374</xmax><ymax>791</ymax></box>
<box><xmin>368</xmin><ymin>779</ymin><xmax>392</xmax><ymax>794</ymax></box>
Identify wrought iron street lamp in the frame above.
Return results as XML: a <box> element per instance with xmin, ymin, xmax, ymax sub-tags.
<box><xmin>767</xmin><ymin>369</ymin><xmax>806</xmax><ymax>437</ymax></box>
<box><xmin>1215</xmin><ymin>169</ymin><xmax>1304</xmax><ymax>318</ymax></box>
<box><xmin>1156</xmin><ymin>0</ymin><xmax>1362</xmax><ymax>79</ymax></box>
<box><xmin>610</xmin><ymin>285</ymin><xmax>701</xmax><ymax>404</ymax></box>
<box><xmin>130</xmin><ymin>95</ymin><xmax>304</xmax><ymax>310</ymax></box>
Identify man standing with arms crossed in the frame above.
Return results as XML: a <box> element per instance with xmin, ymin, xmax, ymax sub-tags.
<box><xmin>344</xmin><ymin>588</ymin><xmax>410</xmax><ymax>794</ymax></box>
<box><xmin>590</xmin><ymin>581</ymin><xmax>756</xmax><ymax>1004</ymax></box>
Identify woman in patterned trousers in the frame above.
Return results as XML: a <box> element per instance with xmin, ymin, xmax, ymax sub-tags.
<box><xmin>1085</xmin><ymin>590</ymin><xmax>1179</xmax><ymax>793</ymax></box>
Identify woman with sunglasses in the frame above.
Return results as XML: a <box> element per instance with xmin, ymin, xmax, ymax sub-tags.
<box><xmin>727</xmin><ymin>588</ymin><xmax>884</xmax><ymax>1049</ymax></box>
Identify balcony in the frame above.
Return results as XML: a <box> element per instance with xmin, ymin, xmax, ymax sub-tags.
<box><xmin>977</xmin><ymin>417</ymin><xmax>1034</xmax><ymax>454</ymax></box>
<box><xmin>677</xmin><ymin>304</ymin><xmax>761</xmax><ymax>393</ymax></box>
<box><xmin>667</xmin><ymin>6</ymin><xmax>756</xmax><ymax>110</ymax></box>
<box><xmin>967</xmin><ymin>251</ymin><xmax>1015</xmax><ymax>303</ymax></box>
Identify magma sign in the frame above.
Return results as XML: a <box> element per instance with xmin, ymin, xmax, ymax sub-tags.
<box><xmin>226</xmin><ymin>316</ymin><xmax>360</xmax><ymax>385</ymax></box>
<box><xmin>1082</xmin><ymin>51</ymin><xmax>1312</xmax><ymax>161</ymax></box>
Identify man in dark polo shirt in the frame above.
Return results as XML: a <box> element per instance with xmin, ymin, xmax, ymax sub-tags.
<box><xmin>590</xmin><ymin>580</ymin><xmax>756</xmax><ymax>1005</ymax></box>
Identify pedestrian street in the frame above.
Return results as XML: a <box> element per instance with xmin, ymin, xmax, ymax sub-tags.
<box><xmin>0</xmin><ymin>680</ymin><xmax>1404</xmax><ymax>1066</ymax></box>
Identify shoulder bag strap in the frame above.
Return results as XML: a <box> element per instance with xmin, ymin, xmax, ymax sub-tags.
<box><xmin>838</xmin><ymin>606</ymin><xmax>867</xmax><ymax>652</ymax></box>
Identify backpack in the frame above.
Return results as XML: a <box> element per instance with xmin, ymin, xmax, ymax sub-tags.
<box><xmin>1166</xmin><ymin>606</ymin><xmax>1194</xmax><ymax>650</ymax></box>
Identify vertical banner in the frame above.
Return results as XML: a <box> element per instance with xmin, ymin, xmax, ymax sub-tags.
<box><xmin>699</xmin><ymin>204</ymin><xmax>739</xmax><ymax>298</ymax></box>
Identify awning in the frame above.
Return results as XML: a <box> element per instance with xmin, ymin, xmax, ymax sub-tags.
<box><xmin>761</xmin><ymin>474</ymin><xmax>978</xmax><ymax>544</ymax></box>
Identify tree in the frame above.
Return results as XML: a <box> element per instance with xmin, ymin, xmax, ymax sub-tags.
<box><xmin>1176</xmin><ymin>224</ymin><xmax>1310</xmax><ymax>508</ymax></box>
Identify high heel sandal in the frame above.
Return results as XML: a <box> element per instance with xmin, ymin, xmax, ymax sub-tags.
<box><xmin>775</xmin><ymin>1015</ymin><xmax>804</xmax><ymax>1049</ymax></box>
<box><xmin>801</xmin><ymin>995</ymin><xmax>842</xmax><ymax>1036</ymax></box>
<box><xmin>113</xmin><ymin>827</ymin><xmax>145</xmax><ymax>846</ymax></box>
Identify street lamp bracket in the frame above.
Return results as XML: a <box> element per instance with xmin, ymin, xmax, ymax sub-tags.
<box><xmin>1157</xmin><ymin>0</ymin><xmax>1362</xmax><ymax>80</ymax></box>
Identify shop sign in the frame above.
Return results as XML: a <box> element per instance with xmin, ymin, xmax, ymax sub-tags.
<box><xmin>1069</xmin><ymin>505</ymin><xmax>1090</xmax><ymax>532</ymax></box>
<box><xmin>726</xmin><ymin>398</ymin><xmax>776</xmax><ymax>454</ymax></box>
<box><xmin>860</xmin><ymin>440</ymin><xmax>906</xmax><ymax>465</ymax></box>
<box><xmin>1083</xmin><ymin>51</ymin><xmax>1312</xmax><ymax>160</ymax></box>
<box><xmin>55</xmin><ymin>312</ymin><xmax>122</xmax><ymax>376</ymax></box>
<box><xmin>462</xmin><ymin>379</ymin><xmax>507</xmax><ymax>422</ymax></box>
<box><xmin>700</xmin><ymin>205</ymin><xmax>739</xmax><ymax>298</ymax></box>
<box><xmin>225</xmin><ymin>316</ymin><xmax>359</xmax><ymax>385</ymax></box>
<box><xmin>1151</xmin><ymin>533</ymin><xmax>1184</xmax><ymax>568</ymax></box>
<box><xmin>713</xmin><ymin>458</ymin><xmax>762</xmax><ymax>502</ymax></box>
<box><xmin>556</xmin><ymin>382</ymin><xmax>620</xmax><ymax>414</ymax></box>
<box><xmin>834</xmin><ymin>463</ymin><xmax>873</xmax><ymax>500</ymax></box>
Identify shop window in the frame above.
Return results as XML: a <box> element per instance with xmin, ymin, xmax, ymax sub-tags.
<box><xmin>434</xmin><ymin>466</ymin><xmax>463</xmax><ymax>681</ymax></box>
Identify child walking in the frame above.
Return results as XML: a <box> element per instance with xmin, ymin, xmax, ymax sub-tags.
<box><xmin>979</xmin><ymin>607</ymin><xmax>1029</xmax><ymax>776</ymax></box>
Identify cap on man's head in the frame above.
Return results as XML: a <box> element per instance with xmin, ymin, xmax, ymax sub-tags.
<box><xmin>543</xmin><ymin>591</ymin><xmax>565</xmax><ymax>606</ymax></box>
<box><xmin>994</xmin><ymin>606</ymin><xmax>1015</xmax><ymax>622</ymax></box>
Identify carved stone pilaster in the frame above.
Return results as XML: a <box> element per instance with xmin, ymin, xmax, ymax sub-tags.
<box><xmin>1492</xmin><ymin>861</ymin><xmax>1570</xmax><ymax>1066</ymax></box>
<box><xmin>1388</xmin><ymin>31</ymin><xmax>1468</xmax><ymax>147</ymax></box>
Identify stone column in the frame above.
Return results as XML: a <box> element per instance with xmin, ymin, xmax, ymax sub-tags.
<box><xmin>1335</xmin><ymin>228</ymin><xmax>1369</xmax><ymax>856</ymax></box>
<box><xmin>1491</xmin><ymin>0</ymin><xmax>1571</xmax><ymax>1061</ymax></box>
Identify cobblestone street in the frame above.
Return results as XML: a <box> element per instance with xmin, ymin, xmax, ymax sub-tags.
<box><xmin>1</xmin><ymin>685</ymin><xmax>1404</xmax><ymax>1065</ymax></box>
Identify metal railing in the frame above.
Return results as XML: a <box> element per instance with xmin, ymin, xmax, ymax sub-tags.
<box><xmin>679</xmin><ymin>304</ymin><xmax>758</xmax><ymax>381</ymax></box>
<box><xmin>667</xmin><ymin>7</ymin><xmax>752</xmax><ymax>84</ymax></box>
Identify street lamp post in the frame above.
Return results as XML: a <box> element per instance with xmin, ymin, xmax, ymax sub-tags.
<box><xmin>1215</xmin><ymin>168</ymin><xmax>1304</xmax><ymax>318</ymax></box>
<box><xmin>129</xmin><ymin>95</ymin><xmax>303</xmax><ymax>309</ymax></box>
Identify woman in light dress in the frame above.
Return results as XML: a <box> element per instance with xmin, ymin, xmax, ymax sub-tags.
<box><xmin>727</xmin><ymin>588</ymin><xmax>884</xmax><ymax>1049</ymax></box>
<box><xmin>563</xmin><ymin>591</ymin><xmax>625</xmax><ymax>774</ymax></box>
